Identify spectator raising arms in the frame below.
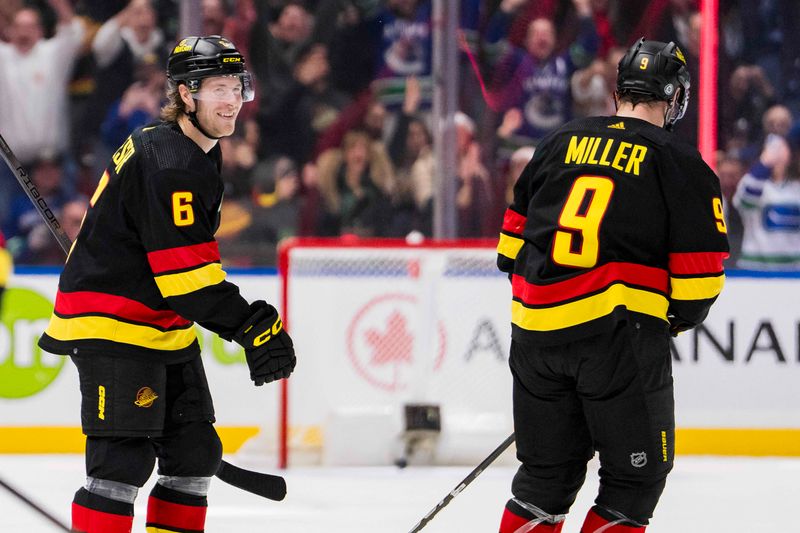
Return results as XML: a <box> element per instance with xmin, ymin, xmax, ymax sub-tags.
<box><xmin>0</xmin><ymin>0</ymin><xmax>85</xmax><ymax>165</ymax></box>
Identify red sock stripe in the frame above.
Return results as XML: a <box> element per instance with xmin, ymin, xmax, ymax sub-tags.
<box><xmin>72</xmin><ymin>502</ymin><xmax>133</xmax><ymax>533</ymax></box>
<box><xmin>146</xmin><ymin>495</ymin><xmax>207</xmax><ymax>532</ymax></box>
<box><xmin>500</xmin><ymin>507</ymin><xmax>564</xmax><ymax>532</ymax></box>
<box><xmin>581</xmin><ymin>509</ymin><xmax>646</xmax><ymax>532</ymax></box>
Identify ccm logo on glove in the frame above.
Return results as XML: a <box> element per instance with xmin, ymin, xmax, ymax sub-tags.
<box><xmin>248</xmin><ymin>316</ymin><xmax>283</xmax><ymax>347</ymax></box>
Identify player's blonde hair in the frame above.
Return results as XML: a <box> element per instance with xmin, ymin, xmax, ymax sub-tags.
<box><xmin>160</xmin><ymin>82</ymin><xmax>187</xmax><ymax>123</ymax></box>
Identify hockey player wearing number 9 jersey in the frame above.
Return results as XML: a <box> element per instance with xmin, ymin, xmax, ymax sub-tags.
<box><xmin>496</xmin><ymin>38</ymin><xmax>729</xmax><ymax>532</ymax></box>
<box><xmin>38</xmin><ymin>36</ymin><xmax>295</xmax><ymax>533</ymax></box>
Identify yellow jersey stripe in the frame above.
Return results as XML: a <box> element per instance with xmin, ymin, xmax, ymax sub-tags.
<box><xmin>44</xmin><ymin>314</ymin><xmax>196</xmax><ymax>351</ymax></box>
<box><xmin>497</xmin><ymin>233</ymin><xmax>524</xmax><ymax>261</ymax></box>
<box><xmin>154</xmin><ymin>262</ymin><xmax>226</xmax><ymax>297</ymax></box>
<box><xmin>670</xmin><ymin>274</ymin><xmax>725</xmax><ymax>301</ymax></box>
<box><xmin>146</xmin><ymin>528</ymin><xmax>182</xmax><ymax>533</ymax></box>
<box><xmin>511</xmin><ymin>283</ymin><xmax>669</xmax><ymax>331</ymax></box>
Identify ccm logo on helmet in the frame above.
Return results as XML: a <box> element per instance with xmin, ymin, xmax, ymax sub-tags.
<box><xmin>253</xmin><ymin>317</ymin><xmax>283</xmax><ymax>347</ymax></box>
<box><xmin>222</xmin><ymin>57</ymin><xmax>242</xmax><ymax>63</ymax></box>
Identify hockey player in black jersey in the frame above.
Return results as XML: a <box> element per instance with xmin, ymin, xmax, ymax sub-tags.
<box><xmin>496</xmin><ymin>39</ymin><xmax>729</xmax><ymax>532</ymax></box>
<box><xmin>38</xmin><ymin>36</ymin><xmax>294</xmax><ymax>533</ymax></box>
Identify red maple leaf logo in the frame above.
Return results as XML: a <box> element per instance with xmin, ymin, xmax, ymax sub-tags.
<box><xmin>364</xmin><ymin>311</ymin><xmax>413</xmax><ymax>366</ymax></box>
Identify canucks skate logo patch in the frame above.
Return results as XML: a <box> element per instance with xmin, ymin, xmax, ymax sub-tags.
<box><xmin>134</xmin><ymin>387</ymin><xmax>159</xmax><ymax>408</ymax></box>
<box><xmin>763</xmin><ymin>204</ymin><xmax>800</xmax><ymax>231</ymax></box>
<box><xmin>607</xmin><ymin>121</ymin><xmax>625</xmax><ymax>130</ymax></box>
<box><xmin>630</xmin><ymin>451</ymin><xmax>647</xmax><ymax>468</ymax></box>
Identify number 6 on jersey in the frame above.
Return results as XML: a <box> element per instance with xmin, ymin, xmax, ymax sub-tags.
<box><xmin>172</xmin><ymin>191</ymin><xmax>195</xmax><ymax>227</ymax></box>
<box><xmin>552</xmin><ymin>176</ymin><xmax>614</xmax><ymax>268</ymax></box>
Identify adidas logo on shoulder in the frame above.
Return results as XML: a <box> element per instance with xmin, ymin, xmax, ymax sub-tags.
<box><xmin>607</xmin><ymin>121</ymin><xmax>625</xmax><ymax>130</ymax></box>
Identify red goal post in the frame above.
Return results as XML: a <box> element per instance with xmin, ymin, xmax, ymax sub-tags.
<box><xmin>277</xmin><ymin>237</ymin><xmax>514</xmax><ymax>468</ymax></box>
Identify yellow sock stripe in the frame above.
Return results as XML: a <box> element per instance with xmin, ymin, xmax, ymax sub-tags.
<box><xmin>0</xmin><ymin>426</ymin><xmax>260</xmax><ymax>453</ymax></box>
<box><xmin>511</xmin><ymin>284</ymin><xmax>669</xmax><ymax>331</ymax></box>
<box><xmin>669</xmin><ymin>274</ymin><xmax>725</xmax><ymax>300</ymax></box>
<box><xmin>154</xmin><ymin>263</ymin><xmax>226</xmax><ymax>297</ymax></box>
<box><xmin>44</xmin><ymin>314</ymin><xmax>197</xmax><ymax>351</ymax></box>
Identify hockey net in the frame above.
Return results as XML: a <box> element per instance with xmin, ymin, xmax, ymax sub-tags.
<box><xmin>276</xmin><ymin>238</ymin><xmax>514</xmax><ymax>467</ymax></box>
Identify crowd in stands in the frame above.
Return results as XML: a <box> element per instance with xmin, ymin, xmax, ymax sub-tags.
<box><xmin>0</xmin><ymin>0</ymin><xmax>798</xmax><ymax>269</ymax></box>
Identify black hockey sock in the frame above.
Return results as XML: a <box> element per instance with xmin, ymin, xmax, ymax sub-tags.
<box><xmin>72</xmin><ymin>487</ymin><xmax>134</xmax><ymax>533</ymax></box>
<box><xmin>146</xmin><ymin>482</ymin><xmax>208</xmax><ymax>532</ymax></box>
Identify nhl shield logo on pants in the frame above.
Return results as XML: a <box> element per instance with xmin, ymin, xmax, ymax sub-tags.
<box><xmin>630</xmin><ymin>451</ymin><xmax>647</xmax><ymax>468</ymax></box>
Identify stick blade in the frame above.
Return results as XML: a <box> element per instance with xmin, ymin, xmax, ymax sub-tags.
<box><xmin>216</xmin><ymin>460</ymin><xmax>287</xmax><ymax>501</ymax></box>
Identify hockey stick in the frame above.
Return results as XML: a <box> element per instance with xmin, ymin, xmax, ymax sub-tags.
<box><xmin>0</xmin><ymin>134</ymin><xmax>72</xmax><ymax>254</ymax></box>
<box><xmin>407</xmin><ymin>432</ymin><xmax>516</xmax><ymax>533</ymax></box>
<box><xmin>0</xmin><ymin>475</ymin><xmax>71</xmax><ymax>531</ymax></box>
<box><xmin>0</xmin><ymin>131</ymin><xmax>286</xmax><ymax>502</ymax></box>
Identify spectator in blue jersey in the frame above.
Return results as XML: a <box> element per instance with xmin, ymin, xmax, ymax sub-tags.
<box><xmin>99</xmin><ymin>62</ymin><xmax>166</xmax><ymax>151</ymax></box>
<box><xmin>733</xmin><ymin>132</ymin><xmax>800</xmax><ymax>270</ymax></box>
<box><xmin>370</xmin><ymin>0</ymin><xmax>433</xmax><ymax>112</ymax></box>
<box><xmin>488</xmin><ymin>0</ymin><xmax>598</xmax><ymax>147</ymax></box>
<box><xmin>2</xmin><ymin>151</ymin><xmax>71</xmax><ymax>253</ymax></box>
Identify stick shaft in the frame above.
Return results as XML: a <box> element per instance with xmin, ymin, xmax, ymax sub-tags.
<box><xmin>0</xmin><ymin>476</ymin><xmax>71</xmax><ymax>531</ymax></box>
<box><xmin>407</xmin><ymin>433</ymin><xmax>515</xmax><ymax>533</ymax></box>
<box><xmin>0</xmin><ymin>133</ymin><xmax>72</xmax><ymax>255</ymax></box>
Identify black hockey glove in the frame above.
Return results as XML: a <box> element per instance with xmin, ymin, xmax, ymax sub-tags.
<box><xmin>234</xmin><ymin>301</ymin><xmax>296</xmax><ymax>386</ymax></box>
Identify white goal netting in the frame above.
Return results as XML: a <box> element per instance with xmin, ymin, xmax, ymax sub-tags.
<box><xmin>279</xmin><ymin>239</ymin><xmax>515</xmax><ymax>466</ymax></box>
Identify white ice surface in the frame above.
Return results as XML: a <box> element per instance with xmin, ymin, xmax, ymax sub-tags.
<box><xmin>1</xmin><ymin>454</ymin><xmax>797</xmax><ymax>532</ymax></box>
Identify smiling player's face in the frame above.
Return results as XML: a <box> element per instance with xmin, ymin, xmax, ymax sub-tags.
<box><xmin>193</xmin><ymin>76</ymin><xmax>244</xmax><ymax>138</ymax></box>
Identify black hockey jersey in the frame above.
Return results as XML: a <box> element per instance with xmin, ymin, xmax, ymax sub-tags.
<box><xmin>497</xmin><ymin>116</ymin><xmax>729</xmax><ymax>344</ymax></box>
<box><xmin>39</xmin><ymin>123</ymin><xmax>251</xmax><ymax>362</ymax></box>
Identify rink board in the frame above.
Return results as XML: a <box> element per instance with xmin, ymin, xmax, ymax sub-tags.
<box><xmin>0</xmin><ymin>269</ymin><xmax>798</xmax><ymax>456</ymax></box>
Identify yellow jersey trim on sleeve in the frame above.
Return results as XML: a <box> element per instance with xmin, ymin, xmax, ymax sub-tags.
<box><xmin>154</xmin><ymin>262</ymin><xmax>227</xmax><ymax>297</ymax></box>
<box><xmin>669</xmin><ymin>274</ymin><xmax>725</xmax><ymax>301</ymax></box>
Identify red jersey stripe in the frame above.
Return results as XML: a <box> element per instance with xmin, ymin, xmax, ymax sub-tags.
<box><xmin>147</xmin><ymin>241</ymin><xmax>220</xmax><ymax>274</ymax></box>
<box><xmin>55</xmin><ymin>290</ymin><xmax>190</xmax><ymax>329</ymax></box>
<box><xmin>502</xmin><ymin>208</ymin><xmax>527</xmax><ymax>235</ymax></box>
<box><xmin>146</xmin><ymin>496</ymin><xmax>207</xmax><ymax>531</ymax></box>
<box><xmin>512</xmin><ymin>262</ymin><xmax>668</xmax><ymax>306</ymax></box>
<box><xmin>668</xmin><ymin>251</ymin><xmax>728</xmax><ymax>275</ymax></box>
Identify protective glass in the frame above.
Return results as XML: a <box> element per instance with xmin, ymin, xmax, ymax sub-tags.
<box><xmin>191</xmin><ymin>73</ymin><xmax>255</xmax><ymax>103</ymax></box>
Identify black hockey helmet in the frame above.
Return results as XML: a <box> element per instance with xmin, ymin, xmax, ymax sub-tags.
<box><xmin>616</xmin><ymin>37</ymin><xmax>690</xmax><ymax>129</ymax></box>
<box><xmin>167</xmin><ymin>35</ymin><xmax>254</xmax><ymax>101</ymax></box>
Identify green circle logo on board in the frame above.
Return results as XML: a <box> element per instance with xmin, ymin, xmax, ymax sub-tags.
<box><xmin>0</xmin><ymin>287</ymin><xmax>62</xmax><ymax>398</ymax></box>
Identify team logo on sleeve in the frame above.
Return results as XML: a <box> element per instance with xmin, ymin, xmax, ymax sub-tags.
<box><xmin>134</xmin><ymin>386</ymin><xmax>159</xmax><ymax>408</ymax></box>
